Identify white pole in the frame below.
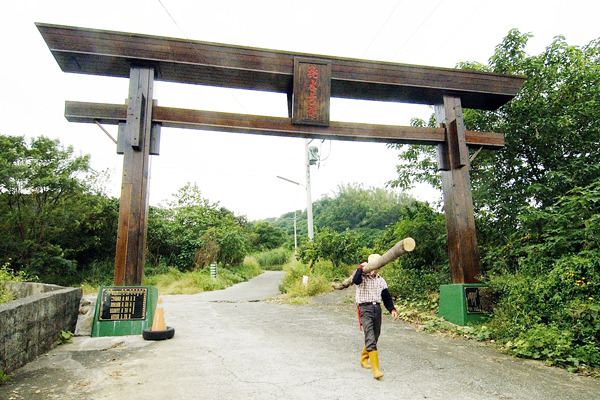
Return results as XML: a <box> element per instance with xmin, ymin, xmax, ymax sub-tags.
<box><xmin>305</xmin><ymin>139</ymin><xmax>314</xmax><ymax>241</ymax></box>
<box><xmin>294</xmin><ymin>210</ymin><xmax>298</xmax><ymax>252</ymax></box>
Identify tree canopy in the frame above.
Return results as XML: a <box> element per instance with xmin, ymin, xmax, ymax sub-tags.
<box><xmin>146</xmin><ymin>183</ymin><xmax>248</xmax><ymax>270</ymax></box>
<box><xmin>389</xmin><ymin>30</ymin><xmax>600</xmax><ymax>238</ymax></box>
<box><xmin>388</xmin><ymin>30</ymin><xmax>600</xmax><ymax>372</ymax></box>
<box><xmin>0</xmin><ymin>135</ymin><xmax>117</xmax><ymax>285</ymax></box>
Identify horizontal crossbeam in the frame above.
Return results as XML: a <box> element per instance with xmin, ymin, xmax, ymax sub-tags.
<box><xmin>37</xmin><ymin>23</ymin><xmax>525</xmax><ymax>111</ymax></box>
<box><xmin>65</xmin><ymin>101</ymin><xmax>504</xmax><ymax>149</ymax></box>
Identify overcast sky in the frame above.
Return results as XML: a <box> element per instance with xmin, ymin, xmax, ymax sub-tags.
<box><xmin>2</xmin><ymin>0</ymin><xmax>599</xmax><ymax>220</ymax></box>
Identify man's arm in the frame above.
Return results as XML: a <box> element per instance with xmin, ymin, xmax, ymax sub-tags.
<box><xmin>352</xmin><ymin>263</ymin><xmax>366</xmax><ymax>285</ymax></box>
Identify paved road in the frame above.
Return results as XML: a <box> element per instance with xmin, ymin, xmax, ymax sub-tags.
<box><xmin>2</xmin><ymin>271</ymin><xmax>600</xmax><ymax>400</ymax></box>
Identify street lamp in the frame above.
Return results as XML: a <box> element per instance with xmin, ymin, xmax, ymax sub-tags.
<box><xmin>276</xmin><ymin>138</ymin><xmax>317</xmax><ymax>242</ymax></box>
<box><xmin>276</xmin><ymin>173</ymin><xmax>314</xmax><ymax>242</ymax></box>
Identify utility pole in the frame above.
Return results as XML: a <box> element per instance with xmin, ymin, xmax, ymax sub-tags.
<box><xmin>293</xmin><ymin>210</ymin><xmax>298</xmax><ymax>252</ymax></box>
<box><xmin>304</xmin><ymin>138</ymin><xmax>314</xmax><ymax>241</ymax></box>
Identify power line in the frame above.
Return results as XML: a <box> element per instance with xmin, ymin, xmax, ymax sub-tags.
<box><xmin>156</xmin><ymin>1</ymin><xmax>297</xmax><ymax>154</ymax></box>
<box><xmin>156</xmin><ymin>0</ymin><xmax>248</xmax><ymax>114</ymax></box>
<box><xmin>423</xmin><ymin>0</ymin><xmax>486</xmax><ymax>66</ymax></box>
<box><xmin>389</xmin><ymin>0</ymin><xmax>445</xmax><ymax>62</ymax></box>
<box><xmin>361</xmin><ymin>0</ymin><xmax>404</xmax><ymax>58</ymax></box>
<box><xmin>340</xmin><ymin>1</ymin><xmax>446</xmax><ymax>121</ymax></box>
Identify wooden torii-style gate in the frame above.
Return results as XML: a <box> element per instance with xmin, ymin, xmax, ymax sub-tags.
<box><xmin>37</xmin><ymin>23</ymin><xmax>525</xmax><ymax>287</ymax></box>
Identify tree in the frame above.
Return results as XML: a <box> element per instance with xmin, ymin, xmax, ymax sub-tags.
<box><xmin>0</xmin><ymin>135</ymin><xmax>115</xmax><ymax>284</ymax></box>
<box><xmin>146</xmin><ymin>183</ymin><xmax>249</xmax><ymax>270</ymax></box>
<box><xmin>376</xmin><ymin>200</ymin><xmax>447</xmax><ymax>272</ymax></box>
<box><xmin>372</xmin><ymin>200</ymin><xmax>449</xmax><ymax>301</ymax></box>
<box><xmin>389</xmin><ymin>30</ymin><xmax>600</xmax><ymax>243</ymax></box>
<box><xmin>385</xmin><ymin>31</ymin><xmax>600</xmax><ymax>371</ymax></box>
<box><xmin>297</xmin><ymin>227</ymin><xmax>365</xmax><ymax>268</ymax></box>
<box><xmin>308</xmin><ymin>183</ymin><xmax>415</xmax><ymax>245</ymax></box>
<box><xmin>248</xmin><ymin>221</ymin><xmax>287</xmax><ymax>252</ymax></box>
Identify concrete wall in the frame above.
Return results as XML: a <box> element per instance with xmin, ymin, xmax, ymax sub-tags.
<box><xmin>0</xmin><ymin>283</ymin><xmax>82</xmax><ymax>373</ymax></box>
<box><xmin>4</xmin><ymin>282</ymin><xmax>65</xmax><ymax>300</ymax></box>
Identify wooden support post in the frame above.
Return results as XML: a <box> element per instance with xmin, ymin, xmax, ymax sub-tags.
<box><xmin>114</xmin><ymin>67</ymin><xmax>155</xmax><ymax>286</ymax></box>
<box><xmin>436</xmin><ymin>95</ymin><xmax>481</xmax><ymax>284</ymax></box>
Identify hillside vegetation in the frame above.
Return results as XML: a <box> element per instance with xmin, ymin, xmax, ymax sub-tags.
<box><xmin>0</xmin><ymin>30</ymin><xmax>598</xmax><ymax>375</ymax></box>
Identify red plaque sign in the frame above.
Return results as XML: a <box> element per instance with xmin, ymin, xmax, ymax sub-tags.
<box><xmin>292</xmin><ymin>58</ymin><xmax>331</xmax><ymax>126</ymax></box>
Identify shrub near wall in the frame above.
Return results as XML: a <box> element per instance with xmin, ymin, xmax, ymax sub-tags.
<box><xmin>0</xmin><ymin>283</ymin><xmax>82</xmax><ymax>373</ymax></box>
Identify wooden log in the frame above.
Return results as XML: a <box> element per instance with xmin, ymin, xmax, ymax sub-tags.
<box><xmin>332</xmin><ymin>237</ymin><xmax>416</xmax><ymax>290</ymax></box>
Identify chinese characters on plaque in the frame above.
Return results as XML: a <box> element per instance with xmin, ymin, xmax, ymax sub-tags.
<box><xmin>99</xmin><ymin>287</ymin><xmax>148</xmax><ymax>321</ymax></box>
<box><xmin>292</xmin><ymin>58</ymin><xmax>331</xmax><ymax>126</ymax></box>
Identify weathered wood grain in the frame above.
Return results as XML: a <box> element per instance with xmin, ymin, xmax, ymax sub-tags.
<box><xmin>64</xmin><ymin>101</ymin><xmax>505</xmax><ymax>149</ymax></box>
<box><xmin>37</xmin><ymin>23</ymin><xmax>525</xmax><ymax>110</ymax></box>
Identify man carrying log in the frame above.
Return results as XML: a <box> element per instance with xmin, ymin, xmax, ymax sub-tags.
<box><xmin>333</xmin><ymin>238</ymin><xmax>414</xmax><ymax>378</ymax></box>
<box><xmin>353</xmin><ymin>253</ymin><xmax>399</xmax><ymax>379</ymax></box>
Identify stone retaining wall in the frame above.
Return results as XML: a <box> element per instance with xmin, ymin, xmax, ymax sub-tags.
<box><xmin>0</xmin><ymin>283</ymin><xmax>82</xmax><ymax>373</ymax></box>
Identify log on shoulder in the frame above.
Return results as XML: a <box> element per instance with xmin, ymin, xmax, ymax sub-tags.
<box><xmin>332</xmin><ymin>237</ymin><xmax>416</xmax><ymax>290</ymax></box>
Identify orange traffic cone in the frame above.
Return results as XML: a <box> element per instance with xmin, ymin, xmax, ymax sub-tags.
<box><xmin>151</xmin><ymin>297</ymin><xmax>167</xmax><ymax>331</ymax></box>
<box><xmin>143</xmin><ymin>297</ymin><xmax>175</xmax><ymax>340</ymax></box>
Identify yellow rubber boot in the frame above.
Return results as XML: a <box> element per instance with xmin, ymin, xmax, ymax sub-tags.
<box><xmin>360</xmin><ymin>346</ymin><xmax>371</xmax><ymax>369</ymax></box>
<box><xmin>368</xmin><ymin>351</ymin><xmax>384</xmax><ymax>379</ymax></box>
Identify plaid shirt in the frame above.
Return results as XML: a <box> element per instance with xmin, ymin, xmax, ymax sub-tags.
<box><xmin>355</xmin><ymin>267</ymin><xmax>389</xmax><ymax>304</ymax></box>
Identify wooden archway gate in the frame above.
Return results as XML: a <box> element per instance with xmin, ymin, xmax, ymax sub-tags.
<box><xmin>37</xmin><ymin>23</ymin><xmax>525</xmax><ymax>287</ymax></box>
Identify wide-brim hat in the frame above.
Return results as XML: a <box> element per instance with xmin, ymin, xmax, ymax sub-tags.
<box><xmin>368</xmin><ymin>253</ymin><xmax>381</xmax><ymax>263</ymax></box>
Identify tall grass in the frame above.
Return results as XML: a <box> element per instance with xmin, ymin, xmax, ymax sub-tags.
<box><xmin>0</xmin><ymin>263</ymin><xmax>26</xmax><ymax>304</ymax></box>
<box><xmin>279</xmin><ymin>258</ymin><xmax>354</xmax><ymax>303</ymax></box>
<box><xmin>252</xmin><ymin>248</ymin><xmax>292</xmax><ymax>270</ymax></box>
<box><xmin>143</xmin><ymin>256</ymin><xmax>263</xmax><ymax>295</ymax></box>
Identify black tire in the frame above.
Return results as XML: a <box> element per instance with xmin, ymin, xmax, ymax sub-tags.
<box><xmin>143</xmin><ymin>326</ymin><xmax>175</xmax><ymax>341</ymax></box>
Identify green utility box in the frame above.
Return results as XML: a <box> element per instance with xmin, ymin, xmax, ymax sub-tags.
<box><xmin>439</xmin><ymin>284</ymin><xmax>491</xmax><ymax>326</ymax></box>
<box><xmin>92</xmin><ymin>286</ymin><xmax>158</xmax><ymax>337</ymax></box>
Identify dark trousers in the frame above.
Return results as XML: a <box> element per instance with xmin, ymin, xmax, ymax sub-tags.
<box><xmin>359</xmin><ymin>302</ymin><xmax>382</xmax><ymax>352</ymax></box>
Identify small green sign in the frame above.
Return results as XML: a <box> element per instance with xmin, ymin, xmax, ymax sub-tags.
<box><xmin>92</xmin><ymin>286</ymin><xmax>158</xmax><ymax>337</ymax></box>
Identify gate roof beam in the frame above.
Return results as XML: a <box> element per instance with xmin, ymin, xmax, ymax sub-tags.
<box><xmin>36</xmin><ymin>23</ymin><xmax>525</xmax><ymax>111</ymax></box>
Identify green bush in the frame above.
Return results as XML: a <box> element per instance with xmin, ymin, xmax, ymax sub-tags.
<box><xmin>0</xmin><ymin>263</ymin><xmax>26</xmax><ymax>304</ymax></box>
<box><xmin>279</xmin><ymin>259</ymin><xmax>331</xmax><ymax>301</ymax></box>
<box><xmin>297</xmin><ymin>228</ymin><xmax>365</xmax><ymax>267</ymax></box>
<box><xmin>285</xmin><ymin>273</ymin><xmax>331</xmax><ymax>299</ymax></box>
<box><xmin>381</xmin><ymin>262</ymin><xmax>449</xmax><ymax>304</ymax></box>
<box><xmin>504</xmin><ymin>324</ymin><xmax>592</xmax><ymax>371</ymax></box>
<box><xmin>143</xmin><ymin>261</ymin><xmax>262</xmax><ymax>295</ymax></box>
<box><xmin>279</xmin><ymin>259</ymin><xmax>310</xmax><ymax>294</ymax></box>
<box><xmin>77</xmin><ymin>260</ymin><xmax>114</xmax><ymax>287</ymax></box>
<box><xmin>0</xmin><ymin>369</ymin><xmax>10</xmax><ymax>385</ymax></box>
<box><xmin>236</xmin><ymin>256</ymin><xmax>263</xmax><ymax>280</ymax></box>
<box><xmin>279</xmin><ymin>258</ymin><xmax>353</xmax><ymax>303</ymax></box>
<box><xmin>252</xmin><ymin>248</ymin><xmax>292</xmax><ymax>270</ymax></box>
<box><xmin>486</xmin><ymin>254</ymin><xmax>600</xmax><ymax>371</ymax></box>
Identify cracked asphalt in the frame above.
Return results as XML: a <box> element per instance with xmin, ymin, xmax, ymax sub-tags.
<box><xmin>2</xmin><ymin>270</ymin><xmax>600</xmax><ymax>399</ymax></box>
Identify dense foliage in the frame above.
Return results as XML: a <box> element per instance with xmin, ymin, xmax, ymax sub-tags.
<box><xmin>0</xmin><ymin>135</ymin><xmax>118</xmax><ymax>285</ymax></box>
<box><xmin>0</xmin><ymin>136</ymin><xmax>283</xmax><ymax>286</ymax></box>
<box><xmin>388</xmin><ymin>30</ymin><xmax>600</xmax><ymax>372</ymax></box>
<box><xmin>143</xmin><ymin>256</ymin><xmax>263</xmax><ymax>295</ymax></box>
<box><xmin>146</xmin><ymin>183</ymin><xmax>249</xmax><ymax>271</ymax></box>
<box><xmin>247</xmin><ymin>221</ymin><xmax>287</xmax><ymax>252</ymax></box>
<box><xmin>2</xmin><ymin>29</ymin><xmax>597</xmax><ymax>375</ymax></box>
<box><xmin>0</xmin><ymin>263</ymin><xmax>26</xmax><ymax>304</ymax></box>
<box><xmin>376</xmin><ymin>201</ymin><xmax>449</xmax><ymax>302</ymax></box>
<box><xmin>251</xmin><ymin>247</ymin><xmax>293</xmax><ymax>270</ymax></box>
<box><xmin>273</xmin><ymin>183</ymin><xmax>415</xmax><ymax>246</ymax></box>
